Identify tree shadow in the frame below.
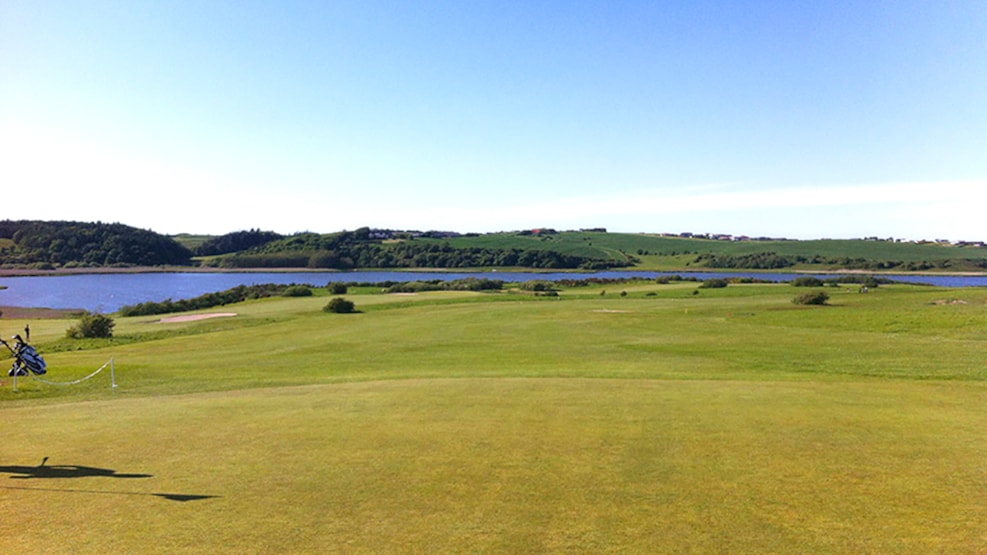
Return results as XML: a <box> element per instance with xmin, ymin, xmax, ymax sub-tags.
<box><xmin>0</xmin><ymin>457</ymin><xmax>219</xmax><ymax>502</ymax></box>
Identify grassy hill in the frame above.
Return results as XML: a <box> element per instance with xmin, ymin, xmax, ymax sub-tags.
<box><xmin>0</xmin><ymin>220</ymin><xmax>193</xmax><ymax>268</ymax></box>
<box><xmin>170</xmin><ymin>233</ymin><xmax>215</xmax><ymax>251</ymax></box>
<box><xmin>1</xmin><ymin>281</ymin><xmax>985</xmax><ymax>552</ymax></box>
<box><xmin>3</xmin><ymin>221</ymin><xmax>986</xmax><ymax>273</ymax></box>
<box><xmin>418</xmin><ymin>231</ymin><xmax>987</xmax><ymax>271</ymax></box>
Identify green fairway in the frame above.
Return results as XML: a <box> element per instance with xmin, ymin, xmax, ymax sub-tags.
<box><xmin>2</xmin><ymin>282</ymin><xmax>986</xmax><ymax>553</ymax></box>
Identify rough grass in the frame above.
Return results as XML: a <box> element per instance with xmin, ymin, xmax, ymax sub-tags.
<box><xmin>1</xmin><ymin>283</ymin><xmax>986</xmax><ymax>553</ymax></box>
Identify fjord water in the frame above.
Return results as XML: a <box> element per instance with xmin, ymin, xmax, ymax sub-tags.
<box><xmin>0</xmin><ymin>271</ymin><xmax>984</xmax><ymax>312</ymax></box>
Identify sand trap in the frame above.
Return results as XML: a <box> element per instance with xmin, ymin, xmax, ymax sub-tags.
<box><xmin>156</xmin><ymin>312</ymin><xmax>237</xmax><ymax>323</ymax></box>
<box><xmin>592</xmin><ymin>309</ymin><xmax>630</xmax><ymax>313</ymax></box>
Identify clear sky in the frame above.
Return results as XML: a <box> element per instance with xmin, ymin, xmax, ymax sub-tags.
<box><xmin>2</xmin><ymin>1</ymin><xmax>985</xmax><ymax>240</ymax></box>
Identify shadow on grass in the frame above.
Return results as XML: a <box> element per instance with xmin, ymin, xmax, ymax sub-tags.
<box><xmin>0</xmin><ymin>457</ymin><xmax>152</xmax><ymax>479</ymax></box>
<box><xmin>0</xmin><ymin>457</ymin><xmax>219</xmax><ymax>502</ymax></box>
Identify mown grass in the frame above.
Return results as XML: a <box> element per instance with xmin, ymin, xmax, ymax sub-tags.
<box><xmin>2</xmin><ymin>380</ymin><xmax>985</xmax><ymax>553</ymax></box>
<box><xmin>1</xmin><ymin>282</ymin><xmax>986</xmax><ymax>553</ymax></box>
<box><xmin>4</xmin><ymin>283</ymin><xmax>986</xmax><ymax>397</ymax></box>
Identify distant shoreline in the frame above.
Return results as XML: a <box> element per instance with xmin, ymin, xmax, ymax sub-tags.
<box><xmin>0</xmin><ymin>266</ymin><xmax>345</xmax><ymax>278</ymax></box>
<box><xmin>1</xmin><ymin>266</ymin><xmax>985</xmax><ymax>278</ymax></box>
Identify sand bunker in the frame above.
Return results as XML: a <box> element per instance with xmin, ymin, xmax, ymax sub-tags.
<box><xmin>156</xmin><ymin>312</ymin><xmax>237</xmax><ymax>323</ymax></box>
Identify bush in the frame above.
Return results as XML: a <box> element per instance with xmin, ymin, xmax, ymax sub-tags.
<box><xmin>793</xmin><ymin>291</ymin><xmax>829</xmax><ymax>306</ymax></box>
<box><xmin>446</xmin><ymin>278</ymin><xmax>504</xmax><ymax>291</ymax></box>
<box><xmin>386</xmin><ymin>281</ymin><xmax>444</xmax><ymax>293</ymax></box>
<box><xmin>698</xmin><ymin>278</ymin><xmax>728</xmax><ymax>289</ymax></box>
<box><xmin>283</xmin><ymin>285</ymin><xmax>313</xmax><ymax>297</ymax></box>
<box><xmin>327</xmin><ymin>282</ymin><xmax>348</xmax><ymax>295</ymax></box>
<box><xmin>823</xmin><ymin>275</ymin><xmax>883</xmax><ymax>288</ymax></box>
<box><xmin>519</xmin><ymin>280</ymin><xmax>556</xmax><ymax>292</ymax></box>
<box><xmin>324</xmin><ymin>297</ymin><xmax>356</xmax><ymax>314</ymax></box>
<box><xmin>791</xmin><ymin>277</ymin><xmax>824</xmax><ymax>287</ymax></box>
<box><xmin>66</xmin><ymin>311</ymin><xmax>116</xmax><ymax>338</ymax></box>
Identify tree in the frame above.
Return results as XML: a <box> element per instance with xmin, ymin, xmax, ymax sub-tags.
<box><xmin>792</xmin><ymin>292</ymin><xmax>829</xmax><ymax>306</ymax></box>
<box><xmin>327</xmin><ymin>282</ymin><xmax>348</xmax><ymax>295</ymax></box>
<box><xmin>283</xmin><ymin>285</ymin><xmax>313</xmax><ymax>297</ymax></box>
<box><xmin>1</xmin><ymin>220</ymin><xmax>192</xmax><ymax>267</ymax></box>
<box><xmin>324</xmin><ymin>297</ymin><xmax>356</xmax><ymax>314</ymax></box>
<box><xmin>66</xmin><ymin>311</ymin><xmax>116</xmax><ymax>338</ymax></box>
<box><xmin>791</xmin><ymin>277</ymin><xmax>824</xmax><ymax>287</ymax></box>
<box><xmin>698</xmin><ymin>278</ymin><xmax>728</xmax><ymax>289</ymax></box>
<box><xmin>194</xmin><ymin>229</ymin><xmax>283</xmax><ymax>256</ymax></box>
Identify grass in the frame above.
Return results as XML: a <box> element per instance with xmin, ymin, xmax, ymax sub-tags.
<box><xmin>1</xmin><ymin>281</ymin><xmax>986</xmax><ymax>553</ymax></box>
<box><xmin>169</xmin><ymin>233</ymin><xmax>215</xmax><ymax>251</ymax></box>
<box><xmin>417</xmin><ymin>231</ymin><xmax>987</xmax><ymax>270</ymax></box>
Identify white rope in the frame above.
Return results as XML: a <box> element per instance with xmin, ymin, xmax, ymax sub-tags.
<box><xmin>28</xmin><ymin>360</ymin><xmax>114</xmax><ymax>387</ymax></box>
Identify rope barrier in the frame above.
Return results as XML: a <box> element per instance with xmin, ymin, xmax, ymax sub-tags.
<box><xmin>31</xmin><ymin>360</ymin><xmax>112</xmax><ymax>386</ymax></box>
<box><xmin>12</xmin><ymin>359</ymin><xmax>116</xmax><ymax>391</ymax></box>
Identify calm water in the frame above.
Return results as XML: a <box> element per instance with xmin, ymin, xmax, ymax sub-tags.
<box><xmin>0</xmin><ymin>271</ymin><xmax>984</xmax><ymax>312</ymax></box>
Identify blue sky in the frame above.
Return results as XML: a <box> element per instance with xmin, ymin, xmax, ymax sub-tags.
<box><xmin>2</xmin><ymin>1</ymin><xmax>984</xmax><ymax>240</ymax></box>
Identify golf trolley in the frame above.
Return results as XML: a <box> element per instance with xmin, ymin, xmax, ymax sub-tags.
<box><xmin>2</xmin><ymin>325</ymin><xmax>117</xmax><ymax>392</ymax></box>
<box><xmin>2</xmin><ymin>325</ymin><xmax>47</xmax><ymax>377</ymax></box>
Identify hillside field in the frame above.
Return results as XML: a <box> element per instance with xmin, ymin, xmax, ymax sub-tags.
<box><xmin>419</xmin><ymin>231</ymin><xmax>987</xmax><ymax>271</ymax></box>
<box><xmin>1</xmin><ymin>281</ymin><xmax>985</xmax><ymax>553</ymax></box>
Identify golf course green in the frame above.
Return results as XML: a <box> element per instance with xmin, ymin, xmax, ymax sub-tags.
<box><xmin>2</xmin><ymin>280</ymin><xmax>985</xmax><ymax>553</ymax></box>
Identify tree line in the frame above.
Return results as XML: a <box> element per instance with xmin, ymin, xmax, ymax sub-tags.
<box><xmin>0</xmin><ymin>220</ymin><xmax>192</xmax><ymax>267</ymax></box>
<box><xmin>208</xmin><ymin>228</ymin><xmax>630</xmax><ymax>270</ymax></box>
<box><xmin>692</xmin><ymin>252</ymin><xmax>983</xmax><ymax>271</ymax></box>
<box><xmin>193</xmin><ymin>229</ymin><xmax>284</xmax><ymax>256</ymax></box>
<box><xmin>118</xmin><ymin>283</ymin><xmax>306</xmax><ymax>316</ymax></box>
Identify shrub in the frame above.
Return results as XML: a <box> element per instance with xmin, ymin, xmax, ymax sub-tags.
<box><xmin>519</xmin><ymin>280</ymin><xmax>556</xmax><ymax>292</ymax></box>
<box><xmin>793</xmin><ymin>291</ymin><xmax>829</xmax><ymax>306</ymax></box>
<box><xmin>446</xmin><ymin>278</ymin><xmax>503</xmax><ymax>291</ymax></box>
<box><xmin>327</xmin><ymin>282</ymin><xmax>348</xmax><ymax>295</ymax></box>
<box><xmin>698</xmin><ymin>278</ymin><xmax>728</xmax><ymax>289</ymax></box>
<box><xmin>324</xmin><ymin>297</ymin><xmax>356</xmax><ymax>314</ymax></box>
<box><xmin>823</xmin><ymin>275</ymin><xmax>883</xmax><ymax>288</ymax></box>
<box><xmin>791</xmin><ymin>277</ymin><xmax>824</xmax><ymax>287</ymax></box>
<box><xmin>386</xmin><ymin>281</ymin><xmax>444</xmax><ymax>293</ymax></box>
<box><xmin>283</xmin><ymin>285</ymin><xmax>313</xmax><ymax>297</ymax></box>
<box><xmin>66</xmin><ymin>311</ymin><xmax>116</xmax><ymax>338</ymax></box>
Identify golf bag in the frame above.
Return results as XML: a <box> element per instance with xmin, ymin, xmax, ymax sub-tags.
<box><xmin>3</xmin><ymin>328</ymin><xmax>47</xmax><ymax>376</ymax></box>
